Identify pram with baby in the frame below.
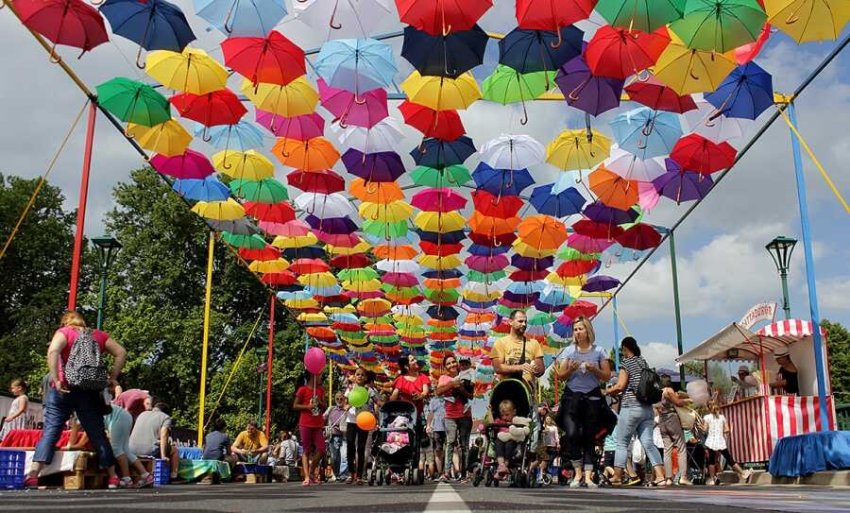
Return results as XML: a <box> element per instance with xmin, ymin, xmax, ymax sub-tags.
<box><xmin>472</xmin><ymin>379</ymin><xmax>536</xmax><ymax>488</ymax></box>
<box><xmin>366</xmin><ymin>400</ymin><xmax>423</xmax><ymax>486</ymax></box>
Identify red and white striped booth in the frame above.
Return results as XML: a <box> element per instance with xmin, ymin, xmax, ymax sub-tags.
<box><xmin>678</xmin><ymin>319</ymin><xmax>836</xmax><ymax>463</ymax></box>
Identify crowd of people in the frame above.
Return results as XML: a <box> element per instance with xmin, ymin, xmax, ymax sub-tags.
<box><xmin>8</xmin><ymin>309</ymin><xmax>762</xmax><ymax>491</ymax></box>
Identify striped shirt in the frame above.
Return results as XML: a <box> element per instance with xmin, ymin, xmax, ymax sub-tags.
<box><xmin>621</xmin><ymin>356</ymin><xmax>648</xmax><ymax>408</ymax></box>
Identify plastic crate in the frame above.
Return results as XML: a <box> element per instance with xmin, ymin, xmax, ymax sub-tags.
<box><xmin>0</xmin><ymin>450</ymin><xmax>26</xmax><ymax>490</ymax></box>
<box><xmin>236</xmin><ymin>463</ymin><xmax>271</xmax><ymax>476</ymax></box>
<box><xmin>152</xmin><ymin>459</ymin><xmax>170</xmax><ymax>487</ymax></box>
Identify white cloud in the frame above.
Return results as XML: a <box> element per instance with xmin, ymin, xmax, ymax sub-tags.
<box><xmin>817</xmin><ymin>277</ymin><xmax>850</xmax><ymax>311</ymax></box>
<box><xmin>641</xmin><ymin>342</ymin><xmax>680</xmax><ymax>370</ymax></box>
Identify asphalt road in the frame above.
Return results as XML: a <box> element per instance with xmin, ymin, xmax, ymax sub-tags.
<box><xmin>2</xmin><ymin>482</ymin><xmax>849</xmax><ymax>513</ymax></box>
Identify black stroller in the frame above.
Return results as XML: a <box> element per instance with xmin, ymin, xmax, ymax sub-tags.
<box><xmin>366</xmin><ymin>400</ymin><xmax>424</xmax><ymax>486</ymax></box>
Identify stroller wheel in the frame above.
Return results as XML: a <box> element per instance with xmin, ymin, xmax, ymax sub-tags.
<box><xmin>377</xmin><ymin>468</ymin><xmax>384</xmax><ymax>486</ymax></box>
<box><xmin>472</xmin><ymin>468</ymin><xmax>482</xmax><ymax>487</ymax></box>
<box><xmin>541</xmin><ymin>473</ymin><xmax>553</xmax><ymax>487</ymax></box>
<box><xmin>484</xmin><ymin>469</ymin><xmax>492</xmax><ymax>487</ymax></box>
<box><xmin>404</xmin><ymin>468</ymin><xmax>411</xmax><ymax>486</ymax></box>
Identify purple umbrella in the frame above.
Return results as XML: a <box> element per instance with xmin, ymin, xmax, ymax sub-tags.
<box><xmin>555</xmin><ymin>55</ymin><xmax>624</xmax><ymax>117</ymax></box>
<box><xmin>255</xmin><ymin>110</ymin><xmax>325</xmax><ymax>139</ymax></box>
<box><xmin>342</xmin><ymin>149</ymin><xmax>405</xmax><ymax>183</ymax></box>
<box><xmin>582</xmin><ymin>201</ymin><xmax>638</xmax><ymax>225</ymax></box>
<box><xmin>465</xmin><ymin>254</ymin><xmax>510</xmax><ymax>273</ymax></box>
<box><xmin>653</xmin><ymin>159</ymin><xmax>714</xmax><ymax>204</ymax></box>
<box><xmin>151</xmin><ymin>149</ymin><xmax>214</xmax><ymax>179</ymax></box>
<box><xmin>511</xmin><ymin>255</ymin><xmax>554</xmax><ymax>271</ymax></box>
<box><xmin>567</xmin><ymin>233</ymin><xmax>614</xmax><ymax>253</ymax></box>
<box><xmin>305</xmin><ymin>215</ymin><xmax>359</xmax><ymax>234</ymax></box>
<box><xmin>582</xmin><ymin>275</ymin><xmax>620</xmax><ymax>292</ymax></box>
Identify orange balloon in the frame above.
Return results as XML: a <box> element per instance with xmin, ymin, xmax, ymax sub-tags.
<box><xmin>356</xmin><ymin>411</ymin><xmax>377</xmax><ymax>431</ymax></box>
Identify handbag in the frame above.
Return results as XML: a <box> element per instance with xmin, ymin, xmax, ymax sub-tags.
<box><xmin>675</xmin><ymin>406</ymin><xmax>697</xmax><ymax>430</ymax></box>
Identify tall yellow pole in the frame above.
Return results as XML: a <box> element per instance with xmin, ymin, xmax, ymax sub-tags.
<box><xmin>197</xmin><ymin>232</ymin><xmax>215</xmax><ymax>446</ymax></box>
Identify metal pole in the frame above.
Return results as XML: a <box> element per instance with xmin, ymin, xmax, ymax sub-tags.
<box><xmin>265</xmin><ymin>295</ymin><xmax>275</xmax><ymax>439</ymax></box>
<box><xmin>96</xmin><ymin>256</ymin><xmax>108</xmax><ymax>330</ymax></box>
<box><xmin>197</xmin><ymin>232</ymin><xmax>215</xmax><ymax>446</ymax></box>
<box><xmin>67</xmin><ymin>102</ymin><xmax>97</xmax><ymax>311</ymax></box>
<box><xmin>787</xmin><ymin>103</ymin><xmax>830</xmax><ymax>431</ymax></box>
<box><xmin>779</xmin><ymin>270</ymin><xmax>792</xmax><ymax>320</ymax></box>
<box><xmin>669</xmin><ymin>230</ymin><xmax>686</xmax><ymax>385</ymax></box>
<box><xmin>612</xmin><ymin>295</ymin><xmax>620</xmax><ymax>371</ymax></box>
<box><xmin>258</xmin><ymin>368</ymin><xmax>263</xmax><ymax>423</ymax></box>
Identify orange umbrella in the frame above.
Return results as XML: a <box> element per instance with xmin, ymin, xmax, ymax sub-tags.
<box><xmin>358</xmin><ymin>298</ymin><xmax>392</xmax><ymax>317</ymax></box>
<box><xmin>468</xmin><ymin>212</ymin><xmax>521</xmax><ymax>235</ymax></box>
<box><xmin>272</xmin><ymin>137</ymin><xmax>340</xmax><ymax>171</ymax></box>
<box><xmin>373</xmin><ymin>244</ymin><xmax>419</xmax><ymax>260</ymax></box>
<box><xmin>589</xmin><ymin>166</ymin><xmax>639</xmax><ymax>210</ymax></box>
<box><xmin>517</xmin><ymin>215</ymin><xmax>567</xmax><ymax>249</ymax></box>
<box><xmin>350</xmin><ymin>178</ymin><xmax>405</xmax><ymax>203</ymax></box>
<box><xmin>423</xmin><ymin>277</ymin><xmax>462</xmax><ymax>290</ymax></box>
<box><xmin>466</xmin><ymin>312</ymin><xmax>496</xmax><ymax>323</ymax></box>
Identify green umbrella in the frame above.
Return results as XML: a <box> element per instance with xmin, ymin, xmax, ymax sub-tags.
<box><xmin>670</xmin><ymin>0</ymin><xmax>767</xmax><ymax>52</ymax></box>
<box><xmin>467</xmin><ymin>269</ymin><xmax>507</xmax><ymax>283</ymax></box>
<box><xmin>338</xmin><ymin>268</ymin><xmax>379</xmax><ymax>281</ymax></box>
<box><xmin>424</xmin><ymin>288</ymin><xmax>460</xmax><ymax>303</ymax></box>
<box><xmin>595</xmin><ymin>0</ymin><xmax>686</xmax><ymax>32</ymax></box>
<box><xmin>229</xmin><ymin>178</ymin><xmax>289</xmax><ymax>203</ymax></box>
<box><xmin>410</xmin><ymin>165</ymin><xmax>471</xmax><ymax>188</ymax></box>
<box><xmin>528</xmin><ymin>312</ymin><xmax>556</xmax><ymax>325</ymax></box>
<box><xmin>556</xmin><ymin>247</ymin><xmax>601</xmax><ymax>261</ymax></box>
<box><xmin>482</xmin><ymin>65</ymin><xmax>555</xmax><ymax>124</ymax></box>
<box><xmin>362</xmin><ymin>219</ymin><xmax>408</xmax><ymax>238</ymax></box>
<box><xmin>220</xmin><ymin>232</ymin><xmax>267</xmax><ymax>249</ymax></box>
<box><xmin>96</xmin><ymin>77</ymin><xmax>171</xmax><ymax>127</ymax></box>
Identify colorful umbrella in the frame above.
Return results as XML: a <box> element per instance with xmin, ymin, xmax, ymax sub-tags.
<box><xmin>653</xmin><ymin>34</ymin><xmax>737</xmax><ymax>95</ymax></box>
<box><xmin>610</xmin><ymin>107</ymin><xmax>683</xmax><ymax>160</ymax></box>
<box><xmin>230</xmin><ymin>178</ymin><xmax>290</xmax><ymax>203</ymax></box>
<box><xmin>332</xmin><ymin>117</ymin><xmax>406</xmax><ymax>153</ymax></box>
<box><xmin>413</xmin><ymin>211</ymin><xmax>466</xmax><ymax>233</ymax></box>
<box><xmin>398</xmin><ymin>101</ymin><xmax>465</xmax><ymax>140</ymax></box>
<box><xmin>256</xmin><ymin>111</ymin><xmax>325</xmax><ymax>139</ymax></box>
<box><xmin>563</xmin><ymin>299</ymin><xmax>598</xmax><ymax>318</ymax></box>
<box><xmin>99</xmin><ymin>0</ymin><xmax>196</xmax><ymax>66</ymax></box>
<box><xmin>625</xmin><ymin>77</ymin><xmax>698</xmax><ymax>113</ymax></box>
<box><xmin>318</xmin><ymin>79</ymin><xmax>389</xmax><ymax>128</ymax></box>
<box><xmin>411</xmin><ymin>189</ymin><xmax>467</xmax><ymax>212</ymax></box>
<box><xmin>583</xmin><ymin>201</ymin><xmax>639</xmax><ymax>225</ymax></box>
<box><xmin>529</xmin><ymin>184</ymin><xmax>586</xmax><ymax>217</ymax></box>
<box><xmin>126</xmin><ymin>119</ymin><xmax>191</xmax><ymax>156</ymax></box>
<box><xmin>401</xmin><ymin>24</ymin><xmax>488</xmax><ymax>78</ymax></box>
<box><xmin>605</xmin><ymin>147</ymin><xmax>667</xmax><ymax>182</ymax></box>
<box><xmin>170</xmin><ymin>90</ymin><xmax>247</xmax><ymax>130</ymax></box>
<box><xmin>589</xmin><ymin>166</ymin><xmax>639</xmax><ymax>210</ymax></box>
<box><xmin>96</xmin><ymin>77</ymin><xmax>171</xmax><ymax>127</ymax></box>
<box><xmin>670</xmin><ymin>134</ymin><xmax>737</xmax><ymax>175</ymax></box>
<box><xmin>341</xmin><ymin>149</ymin><xmax>406</xmax><ymax>182</ymax></box>
<box><xmin>221</xmin><ymin>30</ymin><xmax>306</xmax><ymax>87</ymax></box>
<box><xmin>400</xmin><ymin>71</ymin><xmax>482</xmax><ymax>111</ymax></box>
<box><xmin>670</xmin><ymin>0</ymin><xmax>767</xmax><ymax>52</ymax></box>
<box><xmin>242</xmin><ymin>77</ymin><xmax>319</xmax><ymax>117</ymax></box>
<box><xmin>480</xmin><ymin>134</ymin><xmax>545</xmax><ymax>170</ymax></box>
<box><xmin>546</xmin><ymin>128</ymin><xmax>611</xmax><ymax>171</ymax></box>
<box><xmin>595</xmin><ymin>0</ymin><xmax>686</xmax><ymax>32</ymax></box>
<box><xmin>515</xmin><ymin>0</ymin><xmax>596</xmax><ymax>32</ymax></box>
<box><xmin>294</xmin><ymin>193</ymin><xmax>357</xmax><ymax>219</ymax></box>
<box><xmin>765</xmin><ymin>0</ymin><xmax>850</xmax><ymax>43</ymax></box>
<box><xmin>410</xmin><ymin>165</ymin><xmax>471</xmax><ymax>187</ymax></box>
<box><xmin>396</xmin><ymin>0</ymin><xmax>493</xmax><ymax>36</ymax></box>
<box><xmin>555</xmin><ymin>55</ymin><xmax>625</xmax><ymax>117</ymax></box>
<box><xmin>14</xmin><ymin>0</ymin><xmax>108</xmax><ymax>56</ymax></box>
<box><xmin>704</xmin><ymin>62</ymin><xmax>774</xmax><ymax>120</ymax></box>
<box><xmin>272</xmin><ymin>137</ymin><xmax>341</xmax><ymax>171</ymax></box>
<box><xmin>518</xmin><ymin>215</ymin><xmax>568</xmax><ymax>249</ymax></box>
<box><xmin>151</xmin><ymin>149</ymin><xmax>215</xmax><ymax>179</ymax></box>
<box><xmin>350</xmin><ymin>178</ymin><xmax>405</xmax><ymax>203</ymax></box>
<box><xmin>194</xmin><ymin>0</ymin><xmax>288</xmax><ymax>37</ymax></box>
<box><xmin>616</xmin><ymin>223</ymin><xmax>662</xmax><ymax>250</ymax></box>
<box><xmin>292</xmin><ymin>0</ymin><xmax>393</xmax><ymax>38</ymax></box>
<box><xmin>652</xmin><ymin>159</ymin><xmax>714</xmax><ymax>203</ymax></box>
<box><xmin>585</xmin><ymin>26</ymin><xmax>670</xmax><ymax>80</ymax></box>
<box><xmin>288</xmin><ymin>169</ymin><xmax>346</xmax><ymax>194</ymax></box>
<box><xmin>472</xmin><ymin>163</ymin><xmax>535</xmax><ymax>196</ymax></box>
<box><xmin>315</xmin><ymin>38</ymin><xmax>397</xmax><ymax>95</ymax></box>
<box><xmin>482</xmin><ymin>66</ymin><xmax>556</xmax><ymax>123</ymax></box>
<box><xmin>359</xmin><ymin>201</ymin><xmax>414</xmax><ymax>222</ymax></box>
<box><xmin>573</xmin><ymin>219</ymin><xmax>625</xmax><ymax>240</ymax></box>
<box><xmin>498</xmin><ymin>26</ymin><xmax>583</xmax><ymax>75</ymax></box>
<box><xmin>410</xmin><ymin>137</ymin><xmax>476</xmax><ymax>168</ymax></box>
<box><xmin>213</xmin><ymin>150</ymin><xmax>275</xmax><ymax>180</ymax></box>
<box><xmin>145</xmin><ymin>47</ymin><xmax>227</xmax><ymax>94</ymax></box>
<box><xmin>172</xmin><ymin>176</ymin><xmax>230</xmax><ymax>201</ymax></box>
<box><xmin>198</xmin><ymin>120</ymin><xmax>265</xmax><ymax>153</ymax></box>
<box><xmin>191</xmin><ymin>198</ymin><xmax>245</xmax><ymax>220</ymax></box>
<box><xmin>246</xmin><ymin>202</ymin><xmax>296</xmax><ymax>224</ymax></box>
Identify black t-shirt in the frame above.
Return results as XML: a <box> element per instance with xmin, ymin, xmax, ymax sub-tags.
<box><xmin>779</xmin><ymin>367</ymin><xmax>799</xmax><ymax>395</ymax></box>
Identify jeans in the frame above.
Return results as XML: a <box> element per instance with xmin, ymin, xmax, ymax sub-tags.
<box><xmin>329</xmin><ymin>434</ymin><xmax>345</xmax><ymax>478</ymax></box>
<box><xmin>444</xmin><ymin>417</ymin><xmax>471</xmax><ymax>477</ymax></box>
<box><xmin>34</xmin><ymin>388</ymin><xmax>115</xmax><ymax>469</ymax></box>
<box><xmin>614</xmin><ymin>405</ymin><xmax>662</xmax><ymax>469</ymax></box>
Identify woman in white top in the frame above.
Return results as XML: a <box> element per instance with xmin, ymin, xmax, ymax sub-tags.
<box><xmin>1</xmin><ymin>378</ymin><xmax>29</xmax><ymax>440</ymax></box>
<box><xmin>703</xmin><ymin>401</ymin><xmax>752</xmax><ymax>485</ymax></box>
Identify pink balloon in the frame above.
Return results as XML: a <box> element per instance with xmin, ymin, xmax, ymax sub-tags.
<box><xmin>304</xmin><ymin>347</ymin><xmax>327</xmax><ymax>375</ymax></box>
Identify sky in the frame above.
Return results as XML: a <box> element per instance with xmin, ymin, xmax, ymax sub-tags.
<box><xmin>1</xmin><ymin>1</ymin><xmax>849</xmax><ymax>371</ymax></box>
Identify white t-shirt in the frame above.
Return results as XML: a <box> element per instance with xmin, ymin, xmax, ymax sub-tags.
<box><xmin>702</xmin><ymin>414</ymin><xmax>728</xmax><ymax>451</ymax></box>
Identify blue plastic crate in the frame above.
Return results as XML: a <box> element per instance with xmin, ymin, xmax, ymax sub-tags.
<box><xmin>0</xmin><ymin>450</ymin><xmax>26</xmax><ymax>490</ymax></box>
<box><xmin>152</xmin><ymin>459</ymin><xmax>170</xmax><ymax>487</ymax></box>
<box><xmin>236</xmin><ymin>463</ymin><xmax>271</xmax><ymax>476</ymax></box>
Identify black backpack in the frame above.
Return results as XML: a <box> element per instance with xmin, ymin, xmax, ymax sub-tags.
<box><xmin>64</xmin><ymin>329</ymin><xmax>108</xmax><ymax>390</ymax></box>
<box><xmin>635</xmin><ymin>359</ymin><xmax>663</xmax><ymax>405</ymax></box>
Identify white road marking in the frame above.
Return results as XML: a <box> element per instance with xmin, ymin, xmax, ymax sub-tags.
<box><xmin>424</xmin><ymin>483</ymin><xmax>471</xmax><ymax>513</ymax></box>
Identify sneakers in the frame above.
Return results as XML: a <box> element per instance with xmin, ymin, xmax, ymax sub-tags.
<box><xmin>678</xmin><ymin>478</ymin><xmax>694</xmax><ymax>486</ymax></box>
<box><xmin>742</xmin><ymin>469</ymin><xmax>753</xmax><ymax>483</ymax></box>
<box><xmin>107</xmin><ymin>476</ymin><xmax>121</xmax><ymax>489</ymax></box>
<box><xmin>625</xmin><ymin>476</ymin><xmax>642</xmax><ymax>486</ymax></box>
<box><xmin>585</xmin><ymin>480</ymin><xmax>598</xmax><ymax>489</ymax></box>
<box><xmin>24</xmin><ymin>475</ymin><xmax>39</xmax><ymax>489</ymax></box>
<box><xmin>136</xmin><ymin>473</ymin><xmax>155</xmax><ymax>488</ymax></box>
<box><xmin>569</xmin><ymin>478</ymin><xmax>582</xmax><ymax>488</ymax></box>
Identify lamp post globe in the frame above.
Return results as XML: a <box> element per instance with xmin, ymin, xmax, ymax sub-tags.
<box><xmin>765</xmin><ymin>236</ymin><xmax>797</xmax><ymax>320</ymax></box>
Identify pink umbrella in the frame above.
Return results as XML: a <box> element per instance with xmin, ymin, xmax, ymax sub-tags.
<box><xmin>411</xmin><ymin>188</ymin><xmax>468</xmax><ymax>212</ymax></box>
<box><xmin>150</xmin><ymin>149</ymin><xmax>214</xmax><ymax>179</ymax></box>
<box><xmin>465</xmin><ymin>254</ymin><xmax>510</xmax><ymax>273</ymax></box>
<box><xmin>255</xmin><ymin>110</ymin><xmax>325</xmax><ymax>139</ymax></box>
<box><xmin>318</xmin><ymin>79</ymin><xmax>388</xmax><ymax>128</ymax></box>
<box><xmin>567</xmin><ymin>233</ymin><xmax>614</xmax><ymax>253</ymax></box>
<box><xmin>316</xmin><ymin>231</ymin><xmax>361</xmax><ymax>246</ymax></box>
<box><xmin>383</xmin><ymin>272</ymin><xmax>419</xmax><ymax>287</ymax></box>
<box><xmin>637</xmin><ymin>180</ymin><xmax>661</xmax><ymax>211</ymax></box>
<box><xmin>344</xmin><ymin>290</ymin><xmax>385</xmax><ymax>300</ymax></box>
<box><xmin>260</xmin><ymin>219</ymin><xmax>311</xmax><ymax>237</ymax></box>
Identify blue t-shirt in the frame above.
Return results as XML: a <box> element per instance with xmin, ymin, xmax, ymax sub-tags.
<box><xmin>557</xmin><ymin>344</ymin><xmax>607</xmax><ymax>393</ymax></box>
<box><xmin>426</xmin><ymin>397</ymin><xmax>446</xmax><ymax>432</ymax></box>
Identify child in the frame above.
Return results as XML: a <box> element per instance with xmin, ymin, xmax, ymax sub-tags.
<box><xmin>293</xmin><ymin>372</ymin><xmax>326</xmax><ymax>487</ymax></box>
<box><xmin>492</xmin><ymin>400</ymin><xmax>517</xmax><ymax>479</ymax></box>
<box><xmin>0</xmin><ymin>379</ymin><xmax>29</xmax><ymax>441</ymax></box>
<box><xmin>539</xmin><ymin>415</ymin><xmax>559</xmax><ymax>484</ymax></box>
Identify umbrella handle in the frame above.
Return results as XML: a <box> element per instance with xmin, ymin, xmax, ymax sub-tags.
<box><xmin>48</xmin><ymin>43</ymin><xmax>62</xmax><ymax>64</ymax></box>
<box><xmin>354</xmin><ymin>94</ymin><xmax>367</xmax><ymax>105</ymax></box>
<box><xmin>550</xmin><ymin>26</ymin><xmax>563</xmax><ymax>49</ymax></box>
<box><xmin>520</xmin><ymin>99</ymin><xmax>529</xmax><ymax>126</ymax></box>
<box><xmin>89</xmin><ymin>0</ymin><xmax>104</xmax><ymax>5</ymax></box>
<box><xmin>329</xmin><ymin>0</ymin><xmax>343</xmax><ymax>30</ymax></box>
<box><xmin>135</xmin><ymin>46</ymin><xmax>146</xmax><ymax>69</ymax></box>
<box><xmin>223</xmin><ymin>0</ymin><xmax>238</xmax><ymax>34</ymax></box>
<box><xmin>442</xmin><ymin>24</ymin><xmax>452</xmax><ymax>37</ymax></box>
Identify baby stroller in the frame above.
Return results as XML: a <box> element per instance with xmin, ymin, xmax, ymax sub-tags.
<box><xmin>366</xmin><ymin>400</ymin><xmax>423</xmax><ymax>486</ymax></box>
<box><xmin>472</xmin><ymin>379</ymin><xmax>535</xmax><ymax>488</ymax></box>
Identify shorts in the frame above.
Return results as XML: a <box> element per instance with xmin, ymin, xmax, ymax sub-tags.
<box><xmin>300</xmin><ymin>426</ymin><xmax>326</xmax><ymax>455</ymax></box>
<box><xmin>147</xmin><ymin>444</ymin><xmax>173</xmax><ymax>459</ymax></box>
<box><xmin>603</xmin><ymin>451</ymin><xmax>615</xmax><ymax>469</ymax></box>
<box><xmin>546</xmin><ymin>448</ymin><xmax>559</xmax><ymax>461</ymax></box>
<box><xmin>430</xmin><ymin>431</ymin><xmax>446</xmax><ymax>454</ymax></box>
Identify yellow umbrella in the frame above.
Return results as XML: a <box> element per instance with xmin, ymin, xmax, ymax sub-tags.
<box><xmin>272</xmin><ymin>232</ymin><xmax>319</xmax><ymax>249</ymax></box>
<box><xmin>342</xmin><ymin>279</ymin><xmax>383</xmax><ymax>292</ymax></box>
<box><xmin>463</xmin><ymin>289</ymin><xmax>502</xmax><ymax>302</ymax></box>
<box><xmin>653</xmin><ymin>34</ymin><xmax>737</xmax><ymax>95</ymax></box>
<box><xmin>394</xmin><ymin>313</ymin><xmax>425</xmax><ymax>326</ymax></box>
<box><xmin>400</xmin><ymin>71</ymin><xmax>482</xmax><ymax>111</ymax></box>
<box><xmin>127</xmin><ymin>119</ymin><xmax>192</xmax><ymax>157</ymax></box>
<box><xmin>765</xmin><ymin>0</ymin><xmax>850</xmax><ymax>42</ymax></box>
<box><xmin>325</xmin><ymin>304</ymin><xmax>357</xmax><ymax>315</ymax></box>
<box><xmin>418</xmin><ymin>254</ymin><xmax>463</xmax><ymax>270</ymax></box>
<box><xmin>285</xmin><ymin>298</ymin><xmax>319</xmax><ymax>309</ymax></box>
<box><xmin>146</xmin><ymin>47</ymin><xmax>228</xmax><ymax>95</ymax></box>
<box><xmin>213</xmin><ymin>150</ymin><xmax>275</xmax><ymax>180</ymax></box>
<box><xmin>242</xmin><ymin>77</ymin><xmax>318</xmax><ymax>117</ymax></box>
<box><xmin>512</xmin><ymin>240</ymin><xmax>558</xmax><ymax>258</ymax></box>
<box><xmin>413</xmin><ymin>211</ymin><xmax>466</xmax><ymax>233</ymax></box>
<box><xmin>326</xmin><ymin>241</ymin><xmax>371</xmax><ymax>255</ymax></box>
<box><xmin>248</xmin><ymin>258</ymin><xmax>290</xmax><ymax>273</ymax></box>
<box><xmin>546</xmin><ymin>129</ymin><xmax>611</xmax><ymax>171</ymax></box>
<box><xmin>298</xmin><ymin>272</ymin><xmax>338</xmax><ymax>287</ymax></box>
<box><xmin>191</xmin><ymin>198</ymin><xmax>245</xmax><ymax>220</ymax></box>
<box><xmin>298</xmin><ymin>312</ymin><xmax>329</xmax><ymax>323</ymax></box>
<box><xmin>359</xmin><ymin>201</ymin><xmax>413</xmax><ymax>223</ymax></box>
<box><xmin>545</xmin><ymin>272</ymin><xmax>584</xmax><ymax>288</ymax></box>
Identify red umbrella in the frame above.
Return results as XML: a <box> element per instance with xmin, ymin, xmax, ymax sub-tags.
<box><xmin>290</xmin><ymin>258</ymin><xmax>330</xmax><ymax>275</ymax></box>
<box><xmin>329</xmin><ymin>254</ymin><xmax>371</xmax><ymax>269</ymax></box>
<box><xmin>615</xmin><ymin>223</ymin><xmax>661</xmax><ymax>250</ymax></box>
<box><xmin>670</xmin><ymin>134</ymin><xmax>737</xmax><ymax>176</ymax></box>
<box><xmin>563</xmin><ymin>299</ymin><xmax>598</xmax><ymax>319</ymax></box>
<box><xmin>261</xmin><ymin>270</ymin><xmax>297</xmax><ymax>286</ymax></box>
<box><xmin>239</xmin><ymin>245</ymin><xmax>281</xmax><ymax>261</ymax></box>
<box><xmin>509</xmin><ymin>269</ymin><xmax>549</xmax><ymax>281</ymax></box>
<box><xmin>316</xmin><ymin>231</ymin><xmax>361</xmax><ymax>247</ymax></box>
<box><xmin>556</xmin><ymin>259</ymin><xmax>598</xmax><ymax>277</ymax></box>
<box><xmin>255</xmin><ymin>111</ymin><xmax>325</xmax><ymax>139</ymax></box>
<box><xmin>170</xmin><ymin>89</ymin><xmax>247</xmax><ymax>133</ymax></box>
<box><xmin>585</xmin><ymin>26</ymin><xmax>669</xmax><ymax>80</ymax></box>
<box><xmin>468</xmin><ymin>231</ymin><xmax>517</xmax><ymax>247</ymax></box>
<box><xmin>221</xmin><ymin>31</ymin><xmax>305</xmax><ymax>87</ymax></box>
<box><xmin>398</xmin><ymin>101</ymin><xmax>465</xmax><ymax>140</ymax></box>
<box><xmin>625</xmin><ymin>77</ymin><xmax>697</xmax><ymax>113</ymax></box>
<box><xmin>14</xmin><ymin>0</ymin><xmax>109</xmax><ymax>57</ymax></box>
<box><xmin>572</xmin><ymin>219</ymin><xmax>625</xmax><ymax>240</ymax></box>
<box><xmin>244</xmin><ymin>201</ymin><xmax>296</xmax><ymax>223</ymax></box>
<box><xmin>287</xmin><ymin>169</ymin><xmax>345</xmax><ymax>194</ymax></box>
<box><xmin>471</xmin><ymin>190</ymin><xmax>523</xmax><ymax>218</ymax></box>
<box><xmin>396</xmin><ymin>0</ymin><xmax>493</xmax><ymax>36</ymax></box>
<box><xmin>515</xmin><ymin>0</ymin><xmax>596</xmax><ymax>32</ymax></box>
<box><xmin>383</xmin><ymin>272</ymin><xmax>420</xmax><ymax>287</ymax></box>
<box><xmin>411</xmin><ymin>188</ymin><xmax>467</xmax><ymax>212</ymax></box>
<box><xmin>419</xmin><ymin>241</ymin><xmax>463</xmax><ymax>256</ymax></box>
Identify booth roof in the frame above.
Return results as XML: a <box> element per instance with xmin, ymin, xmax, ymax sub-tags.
<box><xmin>676</xmin><ymin>322</ymin><xmax>792</xmax><ymax>364</ymax></box>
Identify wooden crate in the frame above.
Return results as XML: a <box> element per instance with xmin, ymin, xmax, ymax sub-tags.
<box><xmin>63</xmin><ymin>452</ymin><xmax>105</xmax><ymax>490</ymax></box>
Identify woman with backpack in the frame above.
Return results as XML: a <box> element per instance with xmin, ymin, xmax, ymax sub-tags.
<box><xmin>604</xmin><ymin>337</ymin><xmax>667</xmax><ymax>486</ymax></box>
<box><xmin>25</xmin><ymin>311</ymin><xmax>127</xmax><ymax>489</ymax></box>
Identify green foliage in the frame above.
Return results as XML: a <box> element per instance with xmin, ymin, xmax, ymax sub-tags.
<box><xmin>822</xmin><ymin>319</ymin><xmax>850</xmax><ymax>401</ymax></box>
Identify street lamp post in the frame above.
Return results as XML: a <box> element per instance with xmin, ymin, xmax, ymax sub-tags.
<box><xmin>766</xmin><ymin>236</ymin><xmax>797</xmax><ymax>320</ymax></box>
<box><xmin>91</xmin><ymin>235</ymin><xmax>122</xmax><ymax>330</ymax></box>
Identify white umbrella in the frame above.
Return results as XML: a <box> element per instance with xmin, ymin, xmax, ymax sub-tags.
<box><xmin>331</xmin><ymin>117</ymin><xmax>406</xmax><ymax>153</ymax></box>
<box><xmin>605</xmin><ymin>146</ymin><xmax>667</xmax><ymax>182</ymax></box>
<box><xmin>292</xmin><ymin>0</ymin><xmax>394</xmax><ymax>39</ymax></box>
<box><xmin>376</xmin><ymin>259</ymin><xmax>419</xmax><ymax>273</ymax></box>
<box><xmin>294</xmin><ymin>192</ymin><xmax>357</xmax><ymax>218</ymax></box>
<box><xmin>685</xmin><ymin>97</ymin><xmax>753</xmax><ymax>144</ymax></box>
<box><xmin>480</xmin><ymin>134</ymin><xmax>545</xmax><ymax>170</ymax></box>
<box><xmin>392</xmin><ymin>303</ymin><xmax>427</xmax><ymax>318</ymax></box>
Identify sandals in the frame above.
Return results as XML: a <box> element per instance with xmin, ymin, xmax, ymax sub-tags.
<box><xmin>302</xmin><ymin>479</ymin><xmax>311</xmax><ymax>487</ymax></box>
<box><xmin>651</xmin><ymin>478</ymin><xmax>672</xmax><ymax>487</ymax></box>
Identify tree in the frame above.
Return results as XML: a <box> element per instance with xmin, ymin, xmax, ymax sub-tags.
<box><xmin>821</xmin><ymin>319</ymin><xmax>850</xmax><ymax>402</ymax></box>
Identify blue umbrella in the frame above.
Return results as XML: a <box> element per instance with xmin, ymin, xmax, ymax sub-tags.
<box><xmin>416</xmin><ymin>229</ymin><xmax>467</xmax><ymax>244</ymax></box>
<box><xmin>422</xmin><ymin>269</ymin><xmax>464</xmax><ymax>279</ymax></box>
<box><xmin>410</xmin><ymin>137</ymin><xmax>477</xmax><ymax>168</ymax></box>
<box><xmin>610</xmin><ymin>107</ymin><xmax>683</xmax><ymax>160</ymax></box>
<box><xmin>282</xmin><ymin>246</ymin><xmax>326</xmax><ymax>260</ymax></box>
<box><xmin>196</xmin><ymin>120</ymin><xmax>266</xmax><ymax>151</ymax></box>
<box><xmin>314</xmin><ymin>38</ymin><xmax>397</xmax><ymax>95</ymax></box>
<box><xmin>536</xmin><ymin>289</ymin><xmax>573</xmax><ymax>309</ymax></box>
<box><xmin>530</xmin><ymin>184</ymin><xmax>586</xmax><ymax>217</ymax></box>
<box><xmin>194</xmin><ymin>0</ymin><xmax>287</xmax><ymax>37</ymax></box>
<box><xmin>463</xmin><ymin>298</ymin><xmax>498</xmax><ymax>310</ymax></box>
<box><xmin>507</xmin><ymin>281</ymin><xmax>544</xmax><ymax>295</ymax></box>
<box><xmin>100</xmin><ymin>0</ymin><xmax>195</xmax><ymax>66</ymax></box>
<box><xmin>468</xmin><ymin>243</ymin><xmax>511</xmax><ymax>256</ymax></box>
<box><xmin>705</xmin><ymin>62</ymin><xmax>774</xmax><ymax>121</ymax></box>
<box><xmin>499</xmin><ymin>26</ymin><xmax>584</xmax><ymax>74</ymax></box>
<box><xmin>401</xmin><ymin>25</ymin><xmax>488</xmax><ymax>78</ymax></box>
<box><xmin>172</xmin><ymin>176</ymin><xmax>230</xmax><ymax>201</ymax></box>
<box><xmin>472</xmin><ymin>163</ymin><xmax>535</xmax><ymax>196</ymax></box>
